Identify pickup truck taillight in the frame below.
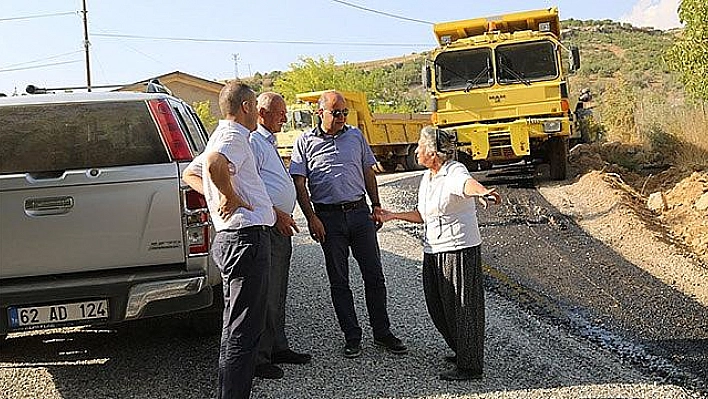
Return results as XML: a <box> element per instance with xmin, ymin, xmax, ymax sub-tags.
<box><xmin>149</xmin><ymin>99</ymin><xmax>193</xmax><ymax>161</ymax></box>
<box><xmin>182</xmin><ymin>188</ymin><xmax>210</xmax><ymax>256</ymax></box>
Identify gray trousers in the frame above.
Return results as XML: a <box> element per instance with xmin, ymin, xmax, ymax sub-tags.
<box><xmin>423</xmin><ymin>245</ymin><xmax>484</xmax><ymax>374</ymax></box>
<box><xmin>256</xmin><ymin>227</ymin><xmax>292</xmax><ymax>365</ymax></box>
<box><xmin>212</xmin><ymin>228</ymin><xmax>271</xmax><ymax>399</ymax></box>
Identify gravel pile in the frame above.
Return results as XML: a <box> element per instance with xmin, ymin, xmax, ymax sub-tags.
<box><xmin>0</xmin><ymin>172</ymin><xmax>704</xmax><ymax>398</ymax></box>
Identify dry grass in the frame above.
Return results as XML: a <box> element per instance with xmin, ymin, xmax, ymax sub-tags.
<box><xmin>609</xmin><ymin>96</ymin><xmax>708</xmax><ymax>169</ymax></box>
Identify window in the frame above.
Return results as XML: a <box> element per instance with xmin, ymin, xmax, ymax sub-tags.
<box><xmin>0</xmin><ymin>101</ymin><xmax>170</xmax><ymax>174</ymax></box>
<box><xmin>169</xmin><ymin>100</ymin><xmax>206</xmax><ymax>154</ymax></box>
<box><xmin>435</xmin><ymin>48</ymin><xmax>493</xmax><ymax>92</ymax></box>
<box><xmin>496</xmin><ymin>40</ymin><xmax>558</xmax><ymax>85</ymax></box>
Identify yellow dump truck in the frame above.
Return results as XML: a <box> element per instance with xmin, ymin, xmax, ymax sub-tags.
<box><xmin>275</xmin><ymin>91</ymin><xmax>431</xmax><ymax>171</ymax></box>
<box><xmin>422</xmin><ymin>7</ymin><xmax>580</xmax><ymax>179</ymax></box>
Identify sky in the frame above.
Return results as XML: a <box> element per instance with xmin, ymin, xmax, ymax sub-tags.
<box><xmin>0</xmin><ymin>0</ymin><xmax>682</xmax><ymax>96</ymax></box>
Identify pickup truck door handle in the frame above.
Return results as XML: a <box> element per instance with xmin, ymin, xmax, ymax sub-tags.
<box><xmin>24</xmin><ymin>196</ymin><xmax>74</xmax><ymax>216</ymax></box>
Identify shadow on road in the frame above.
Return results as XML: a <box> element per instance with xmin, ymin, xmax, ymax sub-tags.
<box><xmin>1</xmin><ymin>167</ymin><xmax>705</xmax><ymax>398</ymax></box>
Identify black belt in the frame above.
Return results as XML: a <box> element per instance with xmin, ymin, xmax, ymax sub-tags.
<box><xmin>313</xmin><ymin>198</ymin><xmax>367</xmax><ymax>213</ymax></box>
<box><xmin>220</xmin><ymin>225</ymin><xmax>268</xmax><ymax>233</ymax></box>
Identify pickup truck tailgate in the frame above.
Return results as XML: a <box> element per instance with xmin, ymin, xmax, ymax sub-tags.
<box><xmin>0</xmin><ymin>164</ymin><xmax>185</xmax><ymax>279</ymax></box>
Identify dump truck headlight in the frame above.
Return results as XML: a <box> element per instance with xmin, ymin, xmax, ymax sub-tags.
<box><xmin>543</xmin><ymin>121</ymin><xmax>562</xmax><ymax>133</ymax></box>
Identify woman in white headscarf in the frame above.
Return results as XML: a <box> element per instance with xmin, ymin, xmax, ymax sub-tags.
<box><xmin>380</xmin><ymin>126</ymin><xmax>501</xmax><ymax>381</ymax></box>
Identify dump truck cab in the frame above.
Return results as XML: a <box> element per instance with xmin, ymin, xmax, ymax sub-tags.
<box><xmin>423</xmin><ymin>7</ymin><xmax>580</xmax><ymax>179</ymax></box>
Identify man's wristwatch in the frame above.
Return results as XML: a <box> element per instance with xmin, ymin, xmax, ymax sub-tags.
<box><xmin>371</xmin><ymin>202</ymin><xmax>381</xmax><ymax>208</ymax></box>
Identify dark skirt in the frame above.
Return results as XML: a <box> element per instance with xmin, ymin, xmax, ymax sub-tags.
<box><xmin>423</xmin><ymin>245</ymin><xmax>484</xmax><ymax>373</ymax></box>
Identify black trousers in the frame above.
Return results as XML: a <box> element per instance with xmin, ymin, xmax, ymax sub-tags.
<box><xmin>423</xmin><ymin>245</ymin><xmax>484</xmax><ymax>373</ymax></box>
<box><xmin>256</xmin><ymin>227</ymin><xmax>292</xmax><ymax>365</ymax></box>
<box><xmin>317</xmin><ymin>206</ymin><xmax>392</xmax><ymax>342</ymax></box>
<box><xmin>212</xmin><ymin>228</ymin><xmax>271</xmax><ymax>399</ymax></box>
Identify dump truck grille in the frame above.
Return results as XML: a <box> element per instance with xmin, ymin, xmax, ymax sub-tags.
<box><xmin>489</xmin><ymin>131</ymin><xmax>515</xmax><ymax>158</ymax></box>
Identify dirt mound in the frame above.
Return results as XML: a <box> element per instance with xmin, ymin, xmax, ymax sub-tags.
<box><xmin>566</xmin><ymin>143</ymin><xmax>708</xmax><ymax>265</ymax></box>
<box><xmin>661</xmin><ymin>172</ymin><xmax>708</xmax><ymax>260</ymax></box>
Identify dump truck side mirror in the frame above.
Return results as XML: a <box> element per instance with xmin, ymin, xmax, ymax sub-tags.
<box><xmin>422</xmin><ymin>63</ymin><xmax>432</xmax><ymax>89</ymax></box>
<box><xmin>569</xmin><ymin>46</ymin><xmax>581</xmax><ymax>73</ymax></box>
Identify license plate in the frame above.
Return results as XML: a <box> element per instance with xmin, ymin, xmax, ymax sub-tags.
<box><xmin>8</xmin><ymin>300</ymin><xmax>109</xmax><ymax>330</ymax></box>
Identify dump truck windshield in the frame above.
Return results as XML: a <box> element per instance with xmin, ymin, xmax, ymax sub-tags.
<box><xmin>283</xmin><ymin>109</ymin><xmax>313</xmax><ymax>132</ymax></box>
<box><xmin>435</xmin><ymin>48</ymin><xmax>493</xmax><ymax>92</ymax></box>
<box><xmin>496</xmin><ymin>40</ymin><xmax>558</xmax><ymax>85</ymax></box>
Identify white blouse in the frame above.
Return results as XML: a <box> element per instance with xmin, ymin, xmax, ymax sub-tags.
<box><xmin>417</xmin><ymin>160</ymin><xmax>482</xmax><ymax>254</ymax></box>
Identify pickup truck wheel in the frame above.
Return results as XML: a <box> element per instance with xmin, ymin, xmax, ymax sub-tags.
<box><xmin>184</xmin><ymin>287</ymin><xmax>223</xmax><ymax>337</ymax></box>
<box><xmin>548</xmin><ymin>137</ymin><xmax>569</xmax><ymax>180</ymax></box>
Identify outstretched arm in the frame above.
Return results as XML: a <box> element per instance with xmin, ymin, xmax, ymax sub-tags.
<box><xmin>379</xmin><ymin>209</ymin><xmax>424</xmax><ymax>224</ymax></box>
<box><xmin>463</xmin><ymin>177</ymin><xmax>501</xmax><ymax>208</ymax></box>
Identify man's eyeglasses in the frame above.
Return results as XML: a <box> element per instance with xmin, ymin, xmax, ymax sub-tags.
<box><xmin>325</xmin><ymin>109</ymin><xmax>349</xmax><ymax>118</ymax></box>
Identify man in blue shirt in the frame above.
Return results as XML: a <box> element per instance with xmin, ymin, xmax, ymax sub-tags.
<box><xmin>249</xmin><ymin>92</ymin><xmax>312</xmax><ymax>379</ymax></box>
<box><xmin>289</xmin><ymin>90</ymin><xmax>406</xmax><ymax>358</ymax></box>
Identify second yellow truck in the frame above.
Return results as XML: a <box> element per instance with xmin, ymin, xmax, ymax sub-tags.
<box><xmin>276</xmin><ymin>91</ymin><xmax>430</xmax><ymax>172</ymax></box>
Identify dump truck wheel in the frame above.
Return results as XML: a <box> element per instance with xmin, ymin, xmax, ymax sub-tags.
<box><xmin>404</xmin><ymin>146</ymin><xmax>423</xmax><ymax>171</ymax></box>
<box><xmin>457</xmin><ymin>151</ymin><xmax>479</xmax><ymax>171</ymax></box>
<box><xmin>548</xmin><ymin>137</ymin><xmax>568</xmax><ymax>180</ymax></box>
<box><xmin>374</xmin><ymin>160</ymin><xmax>397</xmax><ymax>173</ymax></box>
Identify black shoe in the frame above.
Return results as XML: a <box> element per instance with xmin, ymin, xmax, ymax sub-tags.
<box><xmin>343</xmin><ymin>340</ymin><xmax>362</xmax><ymax>358</ymax></box>
<box><xmin>254</xmin><ymin>363</ymin><xmax>284</xmax><ymax>379</ymax></box>
<box><xmin>439</xmin><ymin>367</ymin><xmax>482</xmax><ymax>381</ymax></box>
<box><xmin>272</xmin><ymin>349</ymin><xmax>312</xmax><ymax>364</ymax></box>
<box><xmin>445</xmin><ymin>355</ymin><xmax>457</xmax><ymax>363</ymax></box>
<box><xmin>374</xmin><ymin>333</ymin><xmax>408</xmax><ymax>355</ymax></box>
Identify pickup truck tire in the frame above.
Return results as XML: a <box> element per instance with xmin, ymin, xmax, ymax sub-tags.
<box><xmin>183</xmin><ymin>288</ymin><xmax>223</xmax><ymax>337</ymax></box>
<box><xmin>548</xmin><ymin>137</ymin><xmax>569</xmax><ymax>180</ymax></box>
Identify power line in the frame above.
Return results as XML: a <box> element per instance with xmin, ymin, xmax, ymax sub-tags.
<box><xmin>92</xmin><ymin>33</ymin><xmax>430</xmax><ymax>47</ymax></box>
<box><xmin>0</xmin><ymin>11</ymin><xmax>77</xmax><ymax>22</ymax></box>
<box><xmin>328</xmin><ymin>0</ymin><xmax>433</xmax><ymax>25</ymax></box>
<box><xmin>1</xmin><ymin>50</ymin><xmax>83</xmax><ymax>69</ymax></box>
<box><xmin>0</xmin><ymin>60</ymin><xmax>82</xmax><ymax>73</ymax></box>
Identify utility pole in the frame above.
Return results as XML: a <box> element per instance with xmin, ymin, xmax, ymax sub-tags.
<box><xmin>232</xmin><ymin>53</ymin><xmax>240</xmax><ymax>79</ymax></box>
<box><xmin>81</xmin><ymin>0</ymin><xmax>92</xmax><ymax>91</ymax></box>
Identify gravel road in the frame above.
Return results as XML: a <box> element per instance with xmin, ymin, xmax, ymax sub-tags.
<box><xmin>0</xmin><ymin>171</ymin><xmax>705</xmax><ymax>399</ymax></box>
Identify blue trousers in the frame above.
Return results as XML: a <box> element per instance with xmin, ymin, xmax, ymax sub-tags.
<box><xmin>317</xmin><ymin>206</ymin><xmax>392</xmax><ymax>342</ymax></box>
<box><xmin>212</xmin><ymin>228</ymin><xmax>270</xmax><ymax>399</ymax></box>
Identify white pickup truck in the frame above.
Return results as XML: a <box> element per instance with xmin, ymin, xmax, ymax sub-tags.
<box><xmin>0</xmin><ymin>89</ymin><xmax>219</xmax><ymax>340</ymax></box>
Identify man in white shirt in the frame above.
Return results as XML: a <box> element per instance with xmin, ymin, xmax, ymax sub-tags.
<box><xmin>249</xmin><ymin>92</ymin><xmax>311</xmax><ymax>380</ymax></box>
<box><xmin>183</xmin><ymin>81</ymin><xmax>275</xmax><ymax>399</ymax></box>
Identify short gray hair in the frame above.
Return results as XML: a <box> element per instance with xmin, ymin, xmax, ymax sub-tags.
<box><xmin>257</xmin><ymin>92</ymin><xmax>285</xmax><ymax>112</ymax></box>
<box><xmin>419</xmin><ymin>126</ymin><xmax>455</xmax><ymax>162</ymax></box>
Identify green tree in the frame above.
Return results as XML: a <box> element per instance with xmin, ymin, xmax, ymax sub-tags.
<box><xmin>193</xmin><ymin>100</ymin><xmax>218</xmax><ymax>132</ymax></box>
<box><xmin>273</xmin><ymin>56</ymin><xmax>370</xmax><ymax>101</ymax></box>
<box><xmin>666</xmin><ymin>0</ymin><xmax>708</xmax><ymax>101</ymax></box>
<box><xmin>273</xmin><ymin>55</ymin><xmax>426</xmax><ymax>112</ymax></box>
